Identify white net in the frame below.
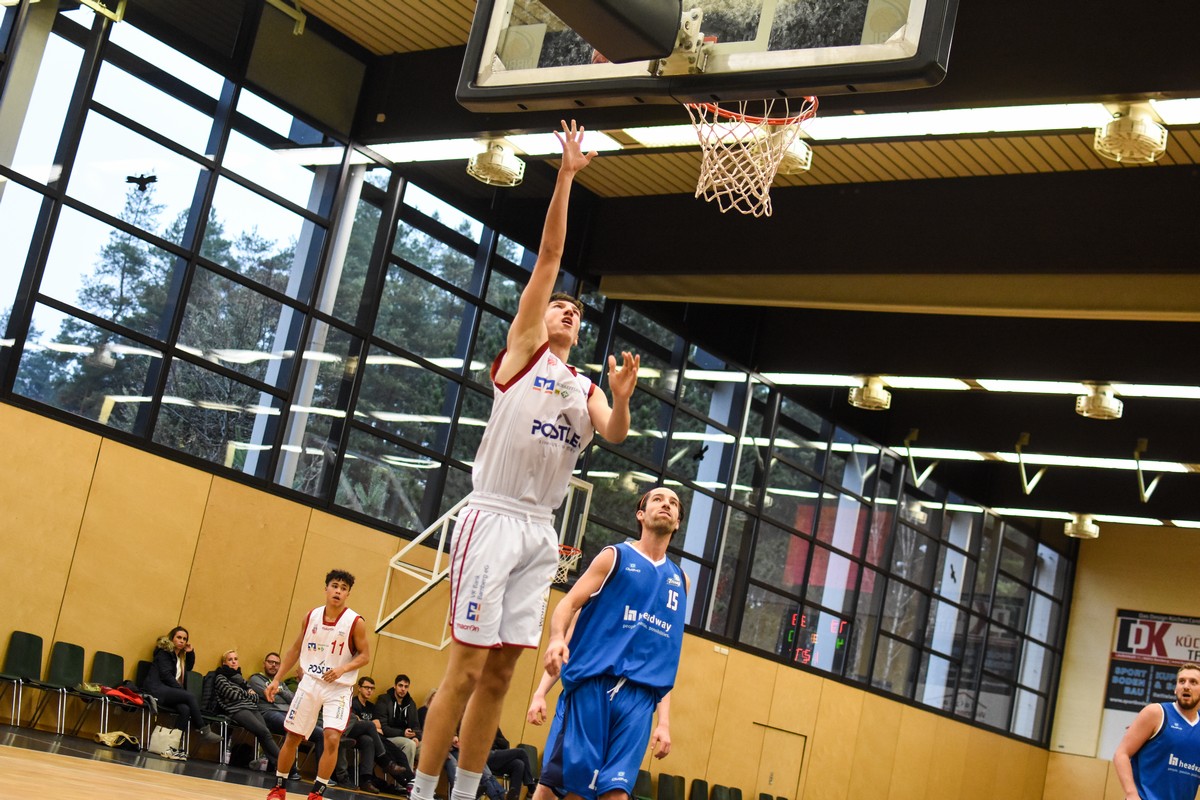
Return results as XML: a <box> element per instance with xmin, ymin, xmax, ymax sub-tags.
<box><xmin>685</xmin><ymin>97</ymin><xmax>818</xmax><ymax>217</ymax></box>
<box><xmin>554</xmin><ymin>545</ymin><xmax>583</xmax><ymax>585</ymax></box>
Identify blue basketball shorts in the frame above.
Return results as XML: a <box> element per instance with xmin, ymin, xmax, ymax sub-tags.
<box><xmin>540</xmin><ymin>676</ymin><xmax>657</xmax><ymax>800</ymax></box>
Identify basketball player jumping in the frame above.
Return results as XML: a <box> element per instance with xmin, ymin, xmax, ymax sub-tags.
<box><xmin>540</xmin><ymin>487</ymin><xmax>688</xmax><ymax>800</ymax></box>
<box><xmin>265</xmin><ymin>570</ymin><xmax>369</xmax><ymax>800</ymax></box>
<box><xmin>409</xmin><ymin>120</ymin><xmax>639</xmax><ymax>800</ymax></box>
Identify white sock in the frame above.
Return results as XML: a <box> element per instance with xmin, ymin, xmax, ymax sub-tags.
<box><xmin>452</xmin><ymin>767</ymin><xmax>483</xmax><ymax>800</ymax></box>
<box><xmin>412</xmin><ymin>769</ymin><xmax>440</xmax><ymax>800</ymax></box>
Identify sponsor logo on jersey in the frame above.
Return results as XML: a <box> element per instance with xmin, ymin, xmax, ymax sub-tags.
<box><xmin>533</xmin><ymin>375</ymin><xmax>557</xmax><ymax>393</ymax></box>
<box><xmin>455</xmin><ymin>621</ymin><xmax>481</xmax><ymax>633</ymax></box>
<box><xmin>624</xmin><ymin>562</ymin><xmax>641</xmax><ymax>573</ymax></box>
<box><xmin>548</xmin><ymin>356</ymin><xmax>558</xmax><ymax>366</ymax></box>
<box><xmin>306</xmin><ymin>642</ymin><xmax>327</xmax><ymax>652</ymax></box>
<box><xmin>1169</xmin><ymin>753</ymin><xmax>1200</xmax><ymax>775</ymax></box>
<box><xmin>466</xmin><ymin>601</ymin><xmax>481</xmax><ymax>621</ymax></box>
<box><xmin>530</xmin><ymin>418</ymin><xmax>582</xmax><ymax>449</ymax></box>
<box><xmin>667</xmin><ymin>573</ymin><xmax>682</xmax><ymax>587</ymax></box>
<box><xmin>623</xmin><ymin>605</ymin><xmax>673</xmax><ymax>634</ymax></box>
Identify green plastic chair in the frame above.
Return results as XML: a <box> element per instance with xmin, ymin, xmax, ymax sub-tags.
<box><xmin>28</xmin><ymin>641</ymin><xmax>85</xmax><ymax>734</ymax></box>
<box><xmin>0</xmin><ymin>631</ymin><xmax>44</xmax><ymax>726</ymax></box>
<box><xmin>688</xmin><ymin>778</ymin><xmax>709</xmax><ymax>800</ymax></box>
<box><xmin>634</xmin><ymin>769</ymin><xmax>654</xmax><ymax>800</ymax></box>
<box><xmin>658</xmin><ymin>773</ymin><xmax>686</xmax><ymax>800</ymax></box>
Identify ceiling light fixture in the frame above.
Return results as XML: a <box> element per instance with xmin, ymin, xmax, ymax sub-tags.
<box><xmin>848</xmin><ymin>375</ymin><xmax>892</xmax><ymax>410</ymax></box>
<box><xmin>1075</xmin><ymin>383</ymin><xmax>1123</xmax><ymax>420</ymax></box>
<box><xmin>777</xmin><ymin>138</ymin><xmax>813</xmax><ymax>173</ymax></box>
<box><xmin>1094</xmin><ymin>103</ymin><xmax>1168</xmax><ymax>163</ymax></box>
<box><xmin>467</xmin><ymin>141</ymin><xmax>525</xmax><ymax>187</ymax></box>
<box><xmin>1064</xmin><ymin>513</ymin><xmax>1100</xmax><ymax>539</ymax></box>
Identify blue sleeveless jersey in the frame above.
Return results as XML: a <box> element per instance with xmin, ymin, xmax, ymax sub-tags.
<box><xmin>1132</xmin><ymin>702</ymin><xmax>1200</xmax><ymax>800</ymax></box>
<box><xmin>561</xmin><ymin>541</ymin><xmax>686</xmax><ymax>701</ymax></box>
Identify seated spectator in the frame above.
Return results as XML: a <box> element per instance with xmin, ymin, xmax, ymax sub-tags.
<box><xmin>213</xmin><ymin>650</ymin><xmax>281</xmax><ymax>772</ymax></box>
<box><xmin>141</xmin><ymin>626</ymin><xmax>220</xmax><ymax>760</ymax></box>
<box><xmin>349</xmin><ymin>676</ymin><xmax>411</xmax><ymax>794</ymax></box>
<box><xmin>248</xmin><ymin>651</ymin><xmax>322</xmax><ymax>780</ymax></box>
<box><xmin>487</xmin><ymin>728</ymin><xmax>535</xmax><ymax>800</ymax></box>
<box><xmin>379</xmin><ymin>673</ymin><xmax>421</xmax><ymax>769</ymax></box>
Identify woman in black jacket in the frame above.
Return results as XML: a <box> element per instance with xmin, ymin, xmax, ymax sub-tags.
<box><xmin>213</xmin><ymin>649</ymin><xmax>280</xmax><ymax>771</ymax></box>
<box><xmin>142</xmin><ymin>626</ymin><xmax>220</xmax><ymax>756</ymax></box>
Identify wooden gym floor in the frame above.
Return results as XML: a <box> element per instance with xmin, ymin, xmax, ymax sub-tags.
<box><xmin>0</xmin><ymin>725</ymin><xmax>369</xmax><ymax>800</ymax></box>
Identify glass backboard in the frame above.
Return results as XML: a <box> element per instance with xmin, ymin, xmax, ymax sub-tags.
<box><xmin>458</xmin><ymin>0</ymin><xmax>959</xmax><ymax>112</ymax></box>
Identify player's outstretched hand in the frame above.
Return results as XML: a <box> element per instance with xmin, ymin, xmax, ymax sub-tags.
<box><xmin>650</xmin><ymin>723</ymin><xmax>671</xmax><ymax>759</ymax></box>
<box><xmin>553</xmin><ymin>120</ymin><xmax>596</xmax><ymax>176</ymax></box>
<box><xmin>264</xmin><ymin>681</ymin><xmax>279</xmax><ymax>703</ymax></box>
<box><xmin>607</xmin><ymin>351</ymin><xmax>639</xmax><ymax>402</ymax></box>
<box><xmin>527</xmin><ymin>695</ymin><xmax>548</xmax><ymax>725</ymax></box>
<box><xmin>545</xmin><ymin>639</ymin><xmax>569</xmax><ymax>678</ymax></box>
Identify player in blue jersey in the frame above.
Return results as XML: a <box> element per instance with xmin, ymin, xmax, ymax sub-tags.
<box><xmin>541</xmin><ymin>487</ymin><xmax>688</xmax><ymax>800</ymax></box>
<box><xmin>1114</xmin><ymin>662</ymin><xmax>1200</xmax><ymax>800</ymax></box>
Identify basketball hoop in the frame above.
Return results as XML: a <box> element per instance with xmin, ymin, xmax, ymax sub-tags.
<box><xmin>685</xmin><ymin>96</ymin><xmax>818</xmax><ymax>217</ymax></box>
<box><xmin>554</xmin><ymin>544</ymin><xmax>583</xmax><ymax>585</ymax></box>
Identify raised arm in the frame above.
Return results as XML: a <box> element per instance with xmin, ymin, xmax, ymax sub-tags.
<box><xmin>587</xmin><ymin>351</ymin><xmax>639</xmax><ymax>442</ymax></box>
<box><xmin>496</xmin><ymin>121</ymin><xmax>596</xmax><ymax>382</ymax></box>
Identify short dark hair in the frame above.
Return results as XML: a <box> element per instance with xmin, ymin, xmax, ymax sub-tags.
<box><xmin>325</xmin><ymin>569</ymin><xmax>355</xmax><ymax>588</ymax></box>
<box><xmin>358</xmin><ymin>676</ymin><xmax>375</xmax><ymax>687</ymax></box>
<box><xmin>549</xmin><ymin>292</ymin><xmax>583</xmax><ymax>315</ymax></box>
<box><xmin>265</xmin><ymin>652</ymin><xmax>280</xmax><ymax>662</ymax></box>
<box><xmin>395</xmin><ymin>674</ymin><xmax>411</xmax><ymax>685</ymax></box>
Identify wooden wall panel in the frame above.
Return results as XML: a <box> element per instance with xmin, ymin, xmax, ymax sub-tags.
<box><xmin>924</xmin><ymin>716</ymin><xmax>968</xmax><ymax>799</ymax></box>
<box><xmin>885</xmin><ymin>705</ymin><xmax>936</xmax><ymax>800</ymax></box>
<box><xmin>0</xmin><ymin>405</ymin><xmax>99</xmax><ymax>667</ymax></box>
<box><xmin>1043</xmin><ymin>753</ymin><xmax>1109</xmax><ymax>800</ymax></box>
<box><xmin>57</xmin><ymin>439</ymin><xmax>211</xmax><ymax>675</ymax></box>
<box><xmin>846</xmin><ymin>694</ymin><xmax>902</xmax><ymax>800</ymax></box>
<box><xmin>800</xmin><ymin>680</ymin><xmax>864</xmax><ymax>800</ymax></box>
<box><xmin>182</xmin><ymin>478</ymin><xmax>313</xmax><ymax>674</ymax></box>
<box><xmin>707</xmin><ymin>648</ymin><xmax>775</xmax><ymax>791</ymax></box>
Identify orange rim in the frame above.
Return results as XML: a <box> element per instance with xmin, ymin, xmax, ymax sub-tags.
<box><xmin>558</xmin><ymin>544</ymin><xmax>582</xmax><ymax>557</ymax></box>
<box><xmin>688</xmin><ymin>97</ymin><xmax>818</xmax><ymax>126</ymax></box>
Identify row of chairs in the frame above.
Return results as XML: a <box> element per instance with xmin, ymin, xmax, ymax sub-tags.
<box><xmin>0</xmin><ymin>630</ymin><xmax>224</xmax><ymax>759</ymax></box>
<box><xmin>0</xmin><ymin>631</ymin><xmax>148</xmax><ymax>739</ymax></box>
<box><xmin>634</xmin><ymin>772</ymin><xmax>754</xmax><ymax>800</ymax></box>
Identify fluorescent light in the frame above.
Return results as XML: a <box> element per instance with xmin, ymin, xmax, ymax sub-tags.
<box><xmin>623</xmin><ymin>125</ymin><xmax>699</xmax><ymax>147</ymax></box>
<box><xmin>270</xmin><ymin>146</ymin><xmax>373</xmax><ymax>167</ymax></box>
<box><xmin>762</xmin><ymin>372</ymin><xmax>857</xmax><ymax>386</ymax></box>
<box><xmin>944</xmin><ymin>503</ymin><xmax>985</xmax><ymax>513</ymax></box>
<box><xmin>903</xmin><ymin>446</ymin><xmax>987</xmax><ymax>461</ymax></box>
<box><xmin>803</xmin><ymin>103</ymin><xmax>1111</xmax><ymax>141</ymax></box>
<box><xmin>1109</xmin><ymin>383</ymin><xmax>1200</xmax><ymax>399</ymax></box>
<box><xmin>992</xmin><ymin>508</ymin><xmax>1074</xmax><ymax>521</ymax></box>
<box><xmin>993</xmin><ymin>451</ymin><xmax>1188</xmax><ymax>473</ymax></box>
<box><xmin>1150</xmin><ymin>98</ymin><xmax>1200</xmax><ymax>125</ymax></box>
<box><xmin>881</xmin><ymin>376</ymin><xmax>971</xmax><ymax>390</ymax></box>
<box><xmin>1172</xmin><ymin>520</ymin><xmax>1200</xmax><ymax>529</ymax></box>
<box><xmin>976</xmin><ymin>379</ymin><xmax>1090</xmax><ymax>394</ymax></box>
<box><xmin>506</xmin><ymin>131</ymin><xmax>622</xmax><ymax>155</ymax></box>
<box><xmin>373</xmin><ymin>138</ymin><xmax>479</xmax><ymax>163</ymax></box>
<box><xmin>1092</xmin><ymin>514</ymin><xmax>1164</xmax><ymax>526</ymax></box>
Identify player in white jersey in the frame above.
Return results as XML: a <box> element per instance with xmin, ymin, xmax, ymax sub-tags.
<box><xmin>266</xmin><ymin>570</ymin><xmax>370</xmax><ymax>800</ymax></box>
<box><xmin>410</xmin><ymin>121</ymin><xmax>640</xmax><ymax>800</ymax></box>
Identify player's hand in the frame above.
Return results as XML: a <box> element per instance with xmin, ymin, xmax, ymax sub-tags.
<box><xmin>545</xmin><ymin>640</ymin><xmax>569</xmax><ymax>678</ymax></box>
<box><xmin>650</xmin><ymin>724</ymin><xmax>671</xmax><ymax>759</ymax></box>
<box><xmin>554</xmin><ymin>120</ymin><xmax>596</xmax><ymax>176</ymax></box>
<box><xmin>264</xmin><ymin>681</ymin><xmax>279</xmax><ymax>702</ymax></box>
<box><xmin>527</xmin><ymin>695</ymin><xmax>548</xmax><ymax>725</ymax></box>
<box><xmin>322</xmin><ymin>666</ymin><xmax>342</xmax><ymax>683</ymax></box>
<box><xmin>374</xmin><ymin>720</ymin><xmax>383</xmax><ymax>733</ymax></box>
<box><xmin>607</xmin><ymin>352</ymin><xmax>639</xmax><ymax>402</ymax></box>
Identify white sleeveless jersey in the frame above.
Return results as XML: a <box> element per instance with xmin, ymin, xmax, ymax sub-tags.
<box><xmin>472</xmin><ymin>343</ymin><xmax>595</xmax><ymax>509</ymax></box>
<box><xmin>297</xmin><ymin>605</ymin><xmax>362</xmax><ymax>687</ymax></box>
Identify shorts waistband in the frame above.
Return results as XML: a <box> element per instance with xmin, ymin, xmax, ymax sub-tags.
<box><xmin>465</xmin><ymin>492</ymin><xmax>555</xmax><ymax>525</ymax></box>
